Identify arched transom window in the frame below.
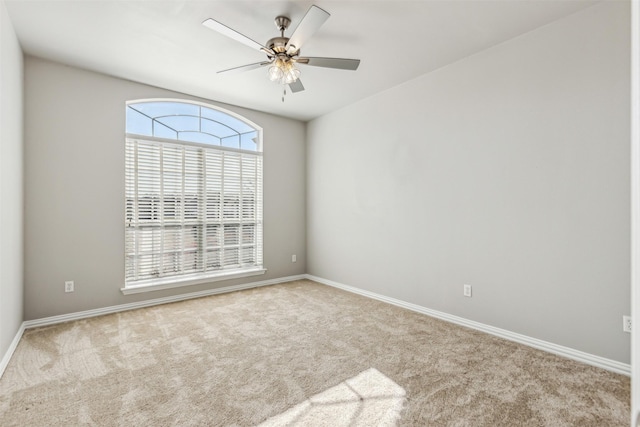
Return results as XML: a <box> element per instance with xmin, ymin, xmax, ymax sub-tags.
<box><xmin>123</xmin><ymin>100</ymin><xmax>264</xmax><ymax>293</ymax></box>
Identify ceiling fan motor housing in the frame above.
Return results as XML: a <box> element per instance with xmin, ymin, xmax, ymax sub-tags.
<box><xmin>266</xmin><ymin>36</ymin><xmax>299</xmax><ymax>57</ymax></box>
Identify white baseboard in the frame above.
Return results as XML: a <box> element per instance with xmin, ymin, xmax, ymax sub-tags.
<box><xmin>0</xmin><ymin>322</ymin><xmax>25</xmax><ymax>380</ymax></box>
<box><xmin>4</xmin><ymin>273</ymin><xmax>629</xmax><ymax>378</ymax></box>
<box><xmin>306</xmin><ymin>274</ymin><xmax>631</xmax><ymax>376</ymax></box>
<box><xmin>23</xmin><ymin>274</ymin><xmax>306</xmax><ymax>329</ymax></box>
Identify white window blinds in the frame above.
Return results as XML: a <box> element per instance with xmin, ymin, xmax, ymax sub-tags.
<box><xmin>125</xmin><ymin>137</ymin><xmax>263</xmax><ymax>285</ymax></box>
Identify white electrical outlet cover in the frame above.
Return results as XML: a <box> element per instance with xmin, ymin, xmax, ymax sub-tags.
<box><xmin>623</xmin><ymin>315</ymin><xmax>632</xmax><ymax>333</ymax></box>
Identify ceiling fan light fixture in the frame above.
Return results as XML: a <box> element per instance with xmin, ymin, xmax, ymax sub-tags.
<box><xmin>268</xmin><ymin>60</ymin><xmax>284</xmax><ymax>81</ymax></box>
<box><xmin>268</xmin><ymin>57</ymin><xmax>300</xmax><ymax>84</ymax></box>
<box><xmin>283</xmin><ymin>61</ymin><xmax>301</xmax><ymax>84</ymax></box>
<box><xmin>285</xmin><ymin>68</ymin><xmax>300</xmax><ymax>84</ymax></box>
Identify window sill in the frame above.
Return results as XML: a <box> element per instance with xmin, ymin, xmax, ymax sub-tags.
<box><xmin>120</xmin><ymin>267</ymin><xmax>267</xmax><ymax>295</ymax></box>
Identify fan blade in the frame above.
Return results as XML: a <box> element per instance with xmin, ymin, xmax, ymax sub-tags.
<box><xmin>218</xmin><ymin>62</ymin><xmax>271</xmax><ymax>75</ymax></box>
<box><xmin>296</xmin><ymin>57</ymin><xmax>360</xmax><ymax>70</ymax></box>
<box><xmin>285</xmin><ymin>5</ymin><xmax>330</xmax><ymax>52</ymax></box>
<box><xmin>288</xmin><ymin>79</ymin><xmax>305</xmax><ymax>93</ymax></box>
<box><xmin>203</xmin><ymin>18</ymin><xmax>271</xmax><ymax>54</ymax></box>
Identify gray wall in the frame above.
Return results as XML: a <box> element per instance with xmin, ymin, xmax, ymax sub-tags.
<box><xmin>0</xmin><ymin>0</ymin><xmax>24</xmax><ymax>358</ymax></box>
<box><xmin>24</xmin><ymin>56</ymin><xmax>306</xmax><ymax>320</ymax></box>
<box><xmin>307</xmin><ymin>2</ymin><xmax>630</xmax><ymax>363</ymax></box>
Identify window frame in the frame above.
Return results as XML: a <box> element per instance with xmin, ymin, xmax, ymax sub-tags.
<box><xmin>121</xmin><ymin>99</ymin><xmax>265</xmax><ymax>295</ymax></box>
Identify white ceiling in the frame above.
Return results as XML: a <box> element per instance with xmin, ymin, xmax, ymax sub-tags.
<box><xmin>5</xmin><ymin>0</ymin><xmax>597</xmax><ymax>122</ymax></box>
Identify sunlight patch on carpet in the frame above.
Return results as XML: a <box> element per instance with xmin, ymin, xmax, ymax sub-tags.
<box><xmin>258</xmin><ymin>368</ymin><xmax>406</xmax><ymax>426</ymax></box>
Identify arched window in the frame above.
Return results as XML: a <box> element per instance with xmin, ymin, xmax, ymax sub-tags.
<box><xmin>123</xmin><ymin>100</ymin><xmax>264</xmax><ymax>293</ymax></box>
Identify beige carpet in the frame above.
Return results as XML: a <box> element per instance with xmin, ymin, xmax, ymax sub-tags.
<box><xmin>0</xmin><ymin>280</ymin><xmax>630</xmax><ymax>426</ymax></box>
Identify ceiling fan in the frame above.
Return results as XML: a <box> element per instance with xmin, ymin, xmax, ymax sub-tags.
<box><xmin>202</xmin><ymin>5</ymin><xmax>360</xmax><ymax>99</ymax></box>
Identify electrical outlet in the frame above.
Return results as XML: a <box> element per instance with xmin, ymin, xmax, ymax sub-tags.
<box><xmin>463</xmin><ymin>284</ymin><xmax>472</xmax><ymax>297</ymax></box>
<box><xmin>65</xmin><ymin>281</ymin><xmax>74</xmax><ymax>293</ymax></box>
<box><xmin>623</xmin><ymin>315</ymin><xmax>632</xmax><ymax>333</ymax></box>
<box><xmin>292</xmin><ymin>254</ymin><xmax>297</xmax><ymax>263</ymax></box>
